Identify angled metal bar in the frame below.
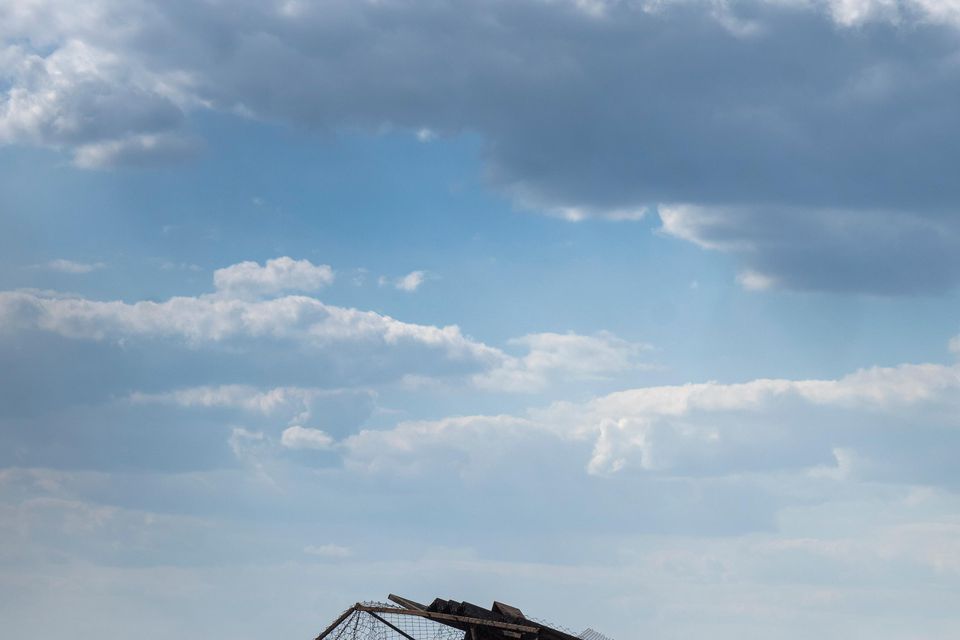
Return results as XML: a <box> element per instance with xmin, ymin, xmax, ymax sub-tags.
<box><xmin>388</xmin><ymin>594</ymin><xmax>428</xmax><ymax>611</ymax></box>
<box><xmin>368</xmin><ymin>612</ymin><xmax>419</xmax><ymax>640</ymax></box>
<box><xmin>315</xmin><ymin>605</ymin><xmax>359</xmax><ymax>640</ymax></box>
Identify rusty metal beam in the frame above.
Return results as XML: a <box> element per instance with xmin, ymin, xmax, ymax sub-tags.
<box><xmin>368</xmin><ymin>612</ymin><xmax>419</xmax><ymax>640</ymax></box>
<box><xmin>388</xmin><ymin>594</ymin><xmax>428</xmax><ymax>611</ymax></box>
<box><xmin>314</xmin><ymin>605</ymin><xmax>359</xmax><ymax>640</ymax></box>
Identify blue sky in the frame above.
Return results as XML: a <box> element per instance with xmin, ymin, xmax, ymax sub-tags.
<box><xmin>3</xmin><ymin>2</ymin><xmax>960</xmax><ymax>639</ymax></box>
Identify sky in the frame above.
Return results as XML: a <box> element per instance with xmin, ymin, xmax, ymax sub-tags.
<box><xmin>2</xmin><ymin>1</ymin><xmax>960</xmax><ymax>638</ymax></box>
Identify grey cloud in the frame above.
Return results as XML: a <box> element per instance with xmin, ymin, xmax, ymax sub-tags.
<box><xmin>0</xmin><ymin>38</ymin><xmax>195</xmax><ymax>164</ymax></box>
<box><xmin>6</xmin><ymin>0</ymin><xmax>960</xmax><ymax>290</ymax></box>
<box><xmin>660</xmin><ymin>204</ymin><xmax>960</xmax><ymax>294</ymax></box>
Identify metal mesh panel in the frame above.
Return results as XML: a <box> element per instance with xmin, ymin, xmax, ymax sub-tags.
<box><xmin>577</xmin><ymin>629</ymin><xmax>613</xmax><ymax>640</ymax></box>
<box><xmin>323</xmin><ymin>607</ymin><xmax>467</xmax><ymax>640</ymax></box>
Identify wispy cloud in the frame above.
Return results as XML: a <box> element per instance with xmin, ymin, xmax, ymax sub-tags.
<box><xmin>213</xmin><ymin>257</ymin><xmax>334</xmax><ymax>296</ymax></box>
<box><xmin>280</xmin><ymin>426</ymin><xmax>334</xmax><ymax>450</ymax></box>
<box><xmin>33</xmin><ymin>259</ymin><xmax>106</xmax><ymax>274</ymax></box>
<box><xmin>303</xmin><ymin>543</ymin><xmax>352</xmax><ymax>558</ymax></box>
<box><xmin>380</xmin><ymin>270</ymin><xmax>429</xmax><ymax>292</ymax></box>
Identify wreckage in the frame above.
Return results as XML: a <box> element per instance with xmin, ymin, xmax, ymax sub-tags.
<box><xmin>315</xmin><ymin>594</ymin><xmax>613</xmax><ymax>640</ymax></box>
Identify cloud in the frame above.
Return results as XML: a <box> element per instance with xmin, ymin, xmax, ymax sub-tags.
<box><xmin>345</xmin><ymin>361</ymin><xmax>960</xmax><ymax>480</ymax></box>
<box><xmin>128</xmin><ymin>386</ymin><xmax>377</xmax><ymax>445</ymax></box>
<box><xmin>415</xmin><ymin>128</ymin><xmax>436</xmax><ymax>142</ymax></box>
<box><xmin>736</xmin><ymin>270</ymin><xmax>777</xmax><ymax>292</ymax></box>
<box><xmin>0</xmin><ymin>38</ymin><xmax>196</xmax><ymax>166</ymax></box>
<box><xmin>281</xmin><ymin>426</ymin><xmax>334</xmax><ymax>450</ymax></box>
<box><xmin>0</xmin><ymin>286</ymin><xmax>510</xmax><ymax>415</ymax></box>
<box><xmin>344</xmin><ymin>414</ymin><xmax>537</xmax><ymax>476</ymax></box>
<box><xmin>130</xmin><ymin>385</ymin><xmax>369</xmax><ymax>418</ymax></box>
<box><xmin>4</xmin><ymin>484</ymin><xmax>960</xmax><ymax>640</ymax></box>
<box><xmin>548</xmin><ymin>361</ymin><xmax>960</xmax><ymax>475</ymax></box>
<box><xmin>37</xmin><ymin>259</ymin><xmax>105</xmax><ymax>274</ymax></box>
<box><xmin>0</xmin><ymin>289</ymin><xmax>495</xmax><ymax>361</ymax></box>
<box><xmin>0</xmin><ymin>258</ymin><xmax>509</xmax><ymax>420</ymax></box>
<box><xmin>213</xmin><ymin>257</ymin><xmax>334</xmax><ymax>296</ymax></box>
<box><xmin>6</xmin><ymin>1</ymin><xmax>960</xmax><ymax>291</ymax></box>
<box><xmin>659</xmin><ymin>204</ymin><xmax>960</xmax><ymax>294</ymax></box>
<box><xmin>227</xmin><ymin>427</ymin><xmax>267</xmax><ymax>462</ymax></box>
<box><xmin>395</xmin><ymin>270</ymin><xmax>427</xmax><ymax>292</ymax></box>
<box><xmin>72</xmin><ymin>133</ymin><xmax>201</xmax><ymax>169</ymax></box>
<box><xmin>379</xmin><ymin>270</ymin><xmax>429</xmax><ymax>292</ymax></box>
<box><xmin>303</xmin><ymin>543</ymin><xmax>352</xmax><ymax>558</ymax></box>
<box><xmin>0</xmin><ymin>260</ymin><xmax>649</xmax><ymax>425</ymax></box>
<box><xmin>474</xmin><ymin>331</ymin><xmax>651</xmax><ymax>392</ymax></box>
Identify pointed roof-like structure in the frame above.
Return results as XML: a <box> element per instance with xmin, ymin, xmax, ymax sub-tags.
<box><xmin>314</xmin><ymin>594</ymin><xmax>612</xmax><ymax>640</ymax></box>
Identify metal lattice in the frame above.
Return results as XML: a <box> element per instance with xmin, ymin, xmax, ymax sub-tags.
<box><xmin>323</xmin><ymin>604</ymin><xmax>466</xmax><ymax>640</ymax></box>
<box><xmin>577</xmin><ymin>629</ymin><xmax>614</xmax><ymax>640</ymax></box>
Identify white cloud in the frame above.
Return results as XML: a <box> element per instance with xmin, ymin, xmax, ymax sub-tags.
<box><xmin>380</xmin><ymin>270</ymin><xmax>429</xmax><ymax>292</ymax></box>
<box><xmin>736</xmin><ymin>269</ymin><xmax>777</xmax><ymax>291</ymax></box>
<box><xmin>0</xmin><ymin>258</ymin><xmax>512</xmax><ymax>395</ymax></box>
<box><xmin>227</xmin><ymin>427</ymin><xmax>266</xmax><ymax>460</ymax></box>
<box><xmin>129</xmin><ymin>385</ymin><xmax>375</xmax><ymax>446</ymax></box>
<box><xmin>38</xmin><ymin>259</ymin><xmax>105</xmax><ymax>274</ymax></box>
<box><xmin>130</xmin><ymin>385</ymin><xmax>317</xmax><ymax>415</ymax></box>
<box><xmin>395</xmin><ymin>270</ymin><xmax>427</xmax><ymax>292</ymax></box>
<box><xmin>0</xmin><ymin>261</ymin><xmax>651</xmax><ymax>395</ymax></box>
<box><xmin>344</xmin><ymin>414</ymin><xmax>535</xmax><ymax>475</ymax></box>
<box><xmin>72</xmin><ymin>132</ymin><xmax>200</xmax><ymax>168</ymax></box>
<box><xmin>213</xmin><ymin>257</ymin><xmax>334</xmax><ymax>296</ymax></box>
<box><xmin>303</xmin><ymin>543</ymin><xmax>352</xmax><ymax>558</ymax></box>
<box><xmin>565</xmin><ymin>362</ymin><xmax>960</xmax><ymax>473</ymax></box>
<box><xmin>415</xmin><ymin>128</ymin><xmax>436</xmax><ymax>142</ymax></box>
<box><xmin>658</xmin><ymin>204</ymin><xmax>752</xmax><ymax>251</ymax></box>
<box><xmin>281</xmin><ymin>426</ymin><xmax>334</xmax><ymax>450</ymax></box>
<box><xmin>346</xmin><ymin>361</ymin><xmax>960</xmax><ymax>477</ymax></box>
<box><xmin>0</xmin><ymin>288</ymin><xmax>496</xmax><ymax>363</ymax></box>
<box><xmin>536</xmin><ymin>203</ymin><xmax>648</xmax><ymax>222</ymax></box>
<box><xmin>474</xmin><ymin>331</ymin><xmax>650</xmax><ymax>392</ymax></box>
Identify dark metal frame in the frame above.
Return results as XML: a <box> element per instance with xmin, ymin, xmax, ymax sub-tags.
<box><xmin>314</xmin><ymin>595</ymin><xmax>584</xmax><ymax>640</ymax></box>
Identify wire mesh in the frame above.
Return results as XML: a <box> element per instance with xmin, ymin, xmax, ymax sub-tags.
<box><xmin>320</xmin><ymin>601</ymin><xmax>614</xmax><ymax>640</ymax></box>
<box><xmin>524</xmin><ymin>614</ymin><xmax>576</xmax><ymax>637</ymax></box>
<box><xmin>577</xmin><ymin>629</ymin><xmax>614</xmax><ymax>640</ymax></box>
<box><xmin>325</xmin><ymin>606</ymin><xmax>466</xmax><ymax>640</ymax></box>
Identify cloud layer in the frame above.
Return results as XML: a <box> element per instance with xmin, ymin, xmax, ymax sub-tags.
<box><xmin>5</xmin><ymin>0</ymin><xmax>960</xmax><ymax>291</ymax></box>
<box><xmin>345</xmin><ymin>361</ymin><xmax>960</xmax><ymax>481</ymax></box>
<box><xmin>3</xmin><ymin>251</ymin><xmax>960</xmax><ymax>637</ymax></box>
